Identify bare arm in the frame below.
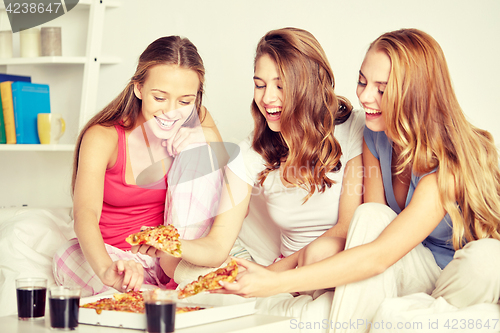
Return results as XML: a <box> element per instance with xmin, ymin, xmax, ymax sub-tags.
<box><xmin>362</xmin><ymin>139</ymin><xmax>386</xmax><ymax>204</ymax></box>
<box><xmin>200</xmin><ymin>106</ymin><xmax>223</xmax><ymax>142</ymax></box>
<box><xmin>329</xmin><ymin>154</ymin><xmax>364</xmax><ymax>237</ymax></box>
<box><xmin>220</xmin><ymin>173</ymin><xmax>446</xmax><ymax>297</ymax></box>
<box><xmin>178</xmin><ymin>167</ymin><xmax>253</xmax><ymax>267</ymax></box>
<box><xmin>267</xmin><ymin>155</ymin><xmax>364</xmax><ymax>272</ymax></box>
<box><xmin>73</xmin><ymin>125</ymin><xmax>143</xmax><ymax>291</ymax></box>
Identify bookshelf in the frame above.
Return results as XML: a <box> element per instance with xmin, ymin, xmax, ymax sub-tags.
<box><xmin>0</xmin><ymin>0</ymin><xmax>121</xmax><ymax>150</ymax></box>
<box><xmin>0</xmin><ymin>144</ymin><xmax>74</xmax><ymax>151</ymax></box>
<box><xmin>0</xmin><ymin>0</ymin><xmax>120</xmax><ymax>151</ymax></box>
<box><xmin>0</xmin><ymin>0</ymin><xmax>120</xmax><ymax>207</ymax></box>
<box><xmin>0</xmin><ymin>56</ymin><xmax>120</xmax><ymax>65</ymax></box>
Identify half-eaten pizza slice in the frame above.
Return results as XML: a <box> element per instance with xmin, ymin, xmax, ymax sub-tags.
<box><xmin>177</xmin><ymin>259</ymin><xmax>238</xmax><ymax>299</ymax></box>
<box><xmin>125</xmin><ymin>224</ymin><xmax>182</xmax><ymax>257</ymax></box>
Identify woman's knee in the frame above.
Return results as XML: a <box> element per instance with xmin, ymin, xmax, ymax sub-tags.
<box><xmin>455</xmin><ymin>238</ymin><xmax>500</xmax><ymax>278</ymax></box>
<box><xmin>433</xmin><ymin>238</ymin><xmax>500</xmax><ymax>307</ymax></box>
<box><xmin>53</xmin><ymin>238</ymin><xmax>80</xmax><ymax>264</ymax></box>
<box><xmin>52</xmin><ymin>238</ymin><xmax>83</xmax><ymax>284</ymax></box>
<box><xmin>347</xmin><ymin>203</ymin><xmax>397</xmax><ymax>238</ymax></box>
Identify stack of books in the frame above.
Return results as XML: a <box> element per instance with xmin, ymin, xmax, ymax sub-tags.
<box><xmin>0</xmin><ymin>73</ymin><xmax>51</xmax><ymax>144</ymax></box>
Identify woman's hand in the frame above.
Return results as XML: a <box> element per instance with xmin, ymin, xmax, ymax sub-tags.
<box><xmin>99</xmin><ymin>260</ymin><xmax>144</xmax><ymax>292</ymax></box>
<box><xmin>162</xmin><ymin>125</ymin><xmax>206</xmax><ymax>157</ymax></box>
<box><xmin>129</xmin><ymin>226</ymin><xmax>174</xmax><ymax>258</ymax></box>
<box><xmin>212</xmin><ymin>258</ymin><xmax>281</xmax><ymax>298</ymax></box>
<box><xmin>130</xmin><ymin>244</ymin><xmax>166</xmax><ymax>258</ymax></box>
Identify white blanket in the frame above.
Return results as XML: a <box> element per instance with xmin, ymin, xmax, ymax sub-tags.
<box><xmin>371</xmin><ymin>293</ymin><xmax>500</xmax><ymax>333</ymax></box>
<box><xmin>0</xmin><ymin>207</ymin><xmax>74</xmax><ymax>317</ymax></box>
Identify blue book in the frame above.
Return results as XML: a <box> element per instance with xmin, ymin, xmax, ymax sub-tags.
<box><xmin>0</xmin><ymin>73</ymin><xmax>31</xmax><ymax>83</ymax></box>
<box><xmin>11</xmin><ymin>82</ymin><xmax>51</xmax><ymax>144</ymax></box>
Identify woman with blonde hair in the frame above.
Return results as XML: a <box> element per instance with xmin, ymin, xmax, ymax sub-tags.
<box><xmin>139</xmin><ymin>27</ymin><xmax>364</xmax><ymax>288</ymax></box>
<box><xmin>218</xmin><ymin>28</ymin><xmax>500</xmax><ymax>332</ymax></box>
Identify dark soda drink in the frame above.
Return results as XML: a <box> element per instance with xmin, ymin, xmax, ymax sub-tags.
<box><xmin>145</xmin><ymin>301</ymin><xmax>176</xmax><ymax>333</ymax></box>
<box><xmin>49</xmin><ymin>297</ymin><xmax>79</xmax><ymax>329</ymax></box>
<box><xmin>16</xmin><ymin>287</ymin><xmax>46</xmax><ymax>319</ymax></box>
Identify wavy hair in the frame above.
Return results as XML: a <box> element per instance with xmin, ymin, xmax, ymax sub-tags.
<box><xmin>252</xmin><ymin>27</ymin><xmax>352</xmax><ymax>202</ymax></box>
<box><xmin>371</xmin><ymin>28</ymin><xmax>500</xmax><ymax>249</ymax></box>
<box><xmin>71</xmin><ymin>36</ymin><xmax>206</xmax><ymax>193</ymax></box>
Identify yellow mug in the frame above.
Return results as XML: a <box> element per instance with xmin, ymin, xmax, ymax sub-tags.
<box><xmin>37</xmin><ymin>113</ymin><xmax>66</xmax><ymax>144</ymax></box>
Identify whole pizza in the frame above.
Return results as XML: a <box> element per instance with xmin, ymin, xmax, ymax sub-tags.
<box><xmin>81</xmin><ymin>291</ymin><xmax>203</xmax><ymax>314</ymax></box>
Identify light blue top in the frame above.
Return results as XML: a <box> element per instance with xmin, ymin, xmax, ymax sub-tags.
<box><xmin>364</xmin><ymin>126</ymin><xmax>455</xmax><ymax>269</ymax></box>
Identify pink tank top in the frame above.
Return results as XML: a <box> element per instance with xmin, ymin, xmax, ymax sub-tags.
<box><xmin>99</xmin><ymin>125</ymin><xmax>167</xmax><ymax>250</ymax></box>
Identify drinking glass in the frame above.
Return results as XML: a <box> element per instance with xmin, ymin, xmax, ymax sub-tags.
<box><xmin>16</xmin><ymin>278</ymin><xmax>47</xmax><ymax>320</ymax></box>
<box><xmin>49</xmin><ymin>286</ymin><xmax>81</xmax><ymax>330</ymax></box>
<box><xmin>143</xmin><ymin>289</ymin><xmax>177</xmax><ymax>333</ymax></box>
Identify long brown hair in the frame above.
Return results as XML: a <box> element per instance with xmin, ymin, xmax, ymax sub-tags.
<box><xmin>371</xmin><ymin>28</ymin><xmax>500</xmax><ymax>249</ymax></box>
<box><xmin>252</xmin><ymin>27</ymin><xmax>352</xmax><ymax>202</ymax></box>
<box><xmin>71</xmin><ymin>36</ymin><xmax>206</xmax><ymax>193</ymax></box>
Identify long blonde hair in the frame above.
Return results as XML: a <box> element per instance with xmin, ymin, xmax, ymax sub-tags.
<box><xmin>371</xmin><ymin>28</ymin><xmax>500</xmax><ymax>249</ymax></box>
<box><xmin>252</xmin><ymin>27</ymin><xmax>352</xmax><ymax>202</ymax></box>
<box><xmin>71</xmin><ymin>36</ymin><xmax>206</xmax><ymax>193</ymax></box>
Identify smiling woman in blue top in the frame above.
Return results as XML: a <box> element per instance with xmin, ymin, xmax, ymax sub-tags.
<box><xmin>219</xmin><ymin>28</ymin><xmax>500</xmax><ymax>333</ymax></box>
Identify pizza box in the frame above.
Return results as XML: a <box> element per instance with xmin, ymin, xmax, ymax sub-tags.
<box><xmin>79</xmin><ymin>291</ymin><xmax>257</xmax><ymax>330</ymax></box>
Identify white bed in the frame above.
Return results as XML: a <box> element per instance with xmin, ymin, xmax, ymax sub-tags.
<box><xmin>0</xmin><ymin>206</ymin><xmax>74</xmax><ymax>317</ymax></box>
<box><xmin>1</xmin><ymin>206</ymin><xmax>499</xmax><ymax>333</ymax></box>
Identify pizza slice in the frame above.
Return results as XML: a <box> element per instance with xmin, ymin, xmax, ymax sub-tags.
<box><xmin>177</xmin><ymin>259</ymin><xmax>238</xmax><ymax>299</ymax></box>
<box><xmin>125</xmin><ymin>224</ymin><xmax>182</xmax><ymax>257</ymax></box>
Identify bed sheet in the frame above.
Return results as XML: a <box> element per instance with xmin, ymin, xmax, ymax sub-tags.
<box><xmin>0</xmin><ymin>207</ymin><xmax>74</xmax><ymax>317</ymax></box>
<box><xmin>255</xmin><ymin>292</ymin><xmax>500</xmax><ymax>333</ymax></box>
<box><xmin>371</xmin><ymin>293</ymin><xmax>500</xmax><ymax>333</ymax></box>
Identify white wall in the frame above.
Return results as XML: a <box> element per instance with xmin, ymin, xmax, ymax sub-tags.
<box><xmin>98</xmin><ymin>0</ymin><xmax>500</xmax><ymax>145</ymax></box>
<box><xmin>1</xmin><ymin>0</ymin><xmax>499</xmax><ymax>207</ymax></box>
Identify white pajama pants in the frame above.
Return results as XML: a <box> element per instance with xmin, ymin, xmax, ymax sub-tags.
<box><xmin>328</xmin><ymin>203</ymin><xmax>500</xmax><ymax>333</ymax></box>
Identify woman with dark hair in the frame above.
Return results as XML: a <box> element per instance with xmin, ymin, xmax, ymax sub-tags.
<box><xmin>219</xmin><ymin>29</ymin><xmax>500</xmax><ymax>333</ymax></box>
<box><xmin>52</xmin><ymin>36</ymin><xmax>224</xmax><ymax>296</ymax></box>
<box><xmin>158</xmin><ymin>27</ymin><xmax>364</xmax><ymax>286</ymax></box>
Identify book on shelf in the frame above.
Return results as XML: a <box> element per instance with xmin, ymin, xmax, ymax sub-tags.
<box><xmin>0</xmin><ymin>81</ymin><xmax>16</xmax><ymax>144</ymax></box>
<box><xmin>0</xmin><ymin>75</ymin><xmax>32</xmax><ymax>144</ymax></box>
<box><xmin>12</xmin><ymin>82</ymin><xmax>51</xmax><ymax>144</ymax></box>
<box><xmin>0</xmin><ymin>73</ymin><xmax>31</xmax><ymax>83</ymax></box>
<box><xmin>0</xmin><ymin>89</ymin><xmax>5</xmax><ymax>144</ymax></box>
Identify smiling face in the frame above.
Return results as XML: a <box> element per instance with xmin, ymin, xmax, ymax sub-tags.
<box><xmin>134</xmin><ymin>64</ymin><xmax>200</xmax><ymax>140</ymax></box>
<box><xmin>253</xmin><ymin>54</ymin><xmax>283</xmax><ymax>132</ymax></box>
<box><xmin>357</xmin><ymin>48</ymin><xmax>391</xmax><ymax>132</ymax></box>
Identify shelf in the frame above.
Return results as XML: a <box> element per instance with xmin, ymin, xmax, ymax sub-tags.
<box><xmin>0</xmin><ymin>144</ymin><xmax>75</xmax><ymax>151</ymax></box>
<box><xmin>0</xmin><ymin>56</ymin><xmax>120</xmax><ymax>65</ymax></box>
